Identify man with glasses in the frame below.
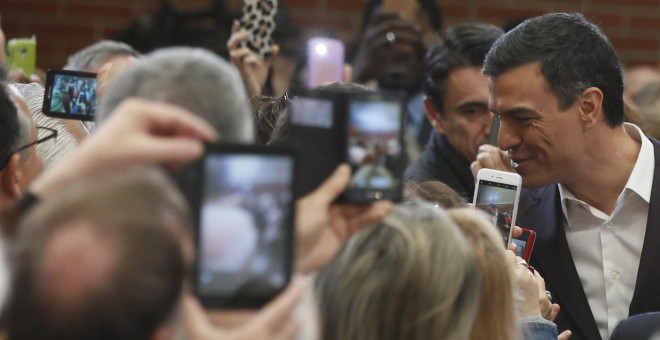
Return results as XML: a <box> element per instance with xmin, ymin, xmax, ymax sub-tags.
<box><xmin>0</xmin><ymin>84</ymin><xmax>51</xmax><ymax>209</ymax></box>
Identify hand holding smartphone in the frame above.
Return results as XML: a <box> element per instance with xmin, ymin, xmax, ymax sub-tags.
<box><xmin>239</xmin><ymin>0</ymin><xmax>278</xmax><ymax>59</ymax></box>
<box><xmin>473</xmin><ymin>168</ymin><xmax>522</xmax><ymax>249</ymax></box>
<box><xmin>192</xmin><ymin>144</ymin><xmax>296</xmax><ymax>309</ymax></box>
<box><xmin>512</xmin><ymin>228</ymin><xmax>536</xmax><ymax>262</ymax></box>
<box><xmin>7</xmin><ymin>36</ymin><xmax>36</xmax><ymax>77</ymax></box>
<box><xmin>285</xmin><ymin>91</ymin><xmax>405</xmax><ymax>203</ymax></box>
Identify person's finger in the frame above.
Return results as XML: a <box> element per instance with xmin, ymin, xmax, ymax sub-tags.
<box><xmin>229</xmin><ymin>47</ymin><xmax>255</xmax><ymax>62</ymax></box>
<box><xmin>138</xmin><ymin>136</ymin><xmax>205</xmax><ymax>165</ymax></box>
<box><xmin>271</xmin><ymin>317</ymin><xmax>300</xmax><ymax>340</ymax></box>
<box><xmin>121</xmin><ymin>99</ymin><xmax>219</xmax><ymax>141</ymax></box>
<box><xmin>268</xmin><ymin>44</ymin><xmax>280</xmax><ymax>60</ymax></box>
<box><xmin>558</xmin><ymin>330</ymin><xmax>572</xmax><ymax>340</ymax></box>
<box><xmin>511</xmin><ymin>225</ymin><xmax>523</xmax><ymax>238</ymax></box>
<box><xmin>304</xmin><ymin>164</ymin><xmax>351</xmax><ymax>205</ymax></box>
<box><xmin>549</xmin><ymin>303</ymin><xmax>560</xmax><ymax>322</ymax></box>
<box><xmin>475</xmin><ymin>151</ymin><xmax>497</xmax><ymax>171</ymax></box>
<box><xmin>243</xmin><ymin>54</ymin><xmax>262</xmax><ymax>66</ymax></box>
<box><xmin>470</xmin><ymin>160</ymin><xmax>483</xmax><ymax>178</ymax></box>
<box><xmin>227</xmin><ymin>30</ymin><xmax>251</xmax><ymax>50</ymax></box>
<box><xmin>232</xmin><ymin>19</ymin><xmax>240</xmax><ymax>34</ymax></box>
<box><xmin>247</xmin><ymin>278</ymin><xmax>307</xmax><ymax>329</ymax></box>
<box><xmin>182</xmin><ymin>293</ymin><xmax>215</xmax><ymax>337</ymax></box>
<box><xmin>345</xmin><ymin>201</ymin><xmax>393</xmax><ymax>233</ymax></box>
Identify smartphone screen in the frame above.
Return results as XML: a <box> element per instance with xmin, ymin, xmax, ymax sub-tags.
<box><xmin>474</xmin><ymin>180</ymin><xmax>519</xmax><ymax>248</ymax></box>
<box><xmin>306</xmin><ymin>37</ymin><xmax>345</xmax><ymax>88</ymax></box>
<box><xmin>512</xmin><ymin>238</ymin><xmax>527</xmax><ymax>257</ymax></box>
<box><xmin>290</xmin><ymin>96</ymin><xmax>334</xmax><ymax>128</ymax></box>
<box><xmin>43</xmin><ymin>69</ymin><xmax>97</xmax><ymax>121</ymax></box>
<box><xmin>344</xmin><ymin>96</ymin><xmax>403</xmax><ymax>202</ymax></box>
<box><xmin>196</xmin><ymin>146</ymin><xmax>295</xmax><ymax>308</ymax></box>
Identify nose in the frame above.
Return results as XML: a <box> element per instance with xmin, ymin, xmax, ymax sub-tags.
<box><xmin>497</xmin><ymin>117</ymin><xmax>521</xmax><ymax>151</ymax></box>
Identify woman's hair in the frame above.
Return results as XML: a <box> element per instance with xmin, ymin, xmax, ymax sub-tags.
<box><xmin>405</xmin><ymin>180</ymin><xmax>467</xmax><ymax>208</ymax></box>
<box><xmin>448</xmin><ymin>208</ymin><xmax>517</xmax><ymax>340</ymax></box>
<box><xmin>315</xmin><ymin>203</ymin><xmax>481</xmax><ymax>340</ymax></box>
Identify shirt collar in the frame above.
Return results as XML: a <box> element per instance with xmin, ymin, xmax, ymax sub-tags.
<box><xmin>559</xmin><ymin>123</ymin><xmax>654</xmax><ymax>221</ymax></box>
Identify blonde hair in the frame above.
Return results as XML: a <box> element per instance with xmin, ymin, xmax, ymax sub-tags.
<box><xmin>448</xmin><ymin>208</ymin><xmax>517</xmax><ymax>340</ymax></box>
<box><xmin>315</xmin><ymin>203</ymin><xmax>481</xmax><ymax>340</ymax></box>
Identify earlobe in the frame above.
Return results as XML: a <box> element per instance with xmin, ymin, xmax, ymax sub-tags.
<box><xmin>578</xmin><ymin>87</ymin><xmax>603</xmax><ymax>130</ymax></box>
<box><xmin>1</xmin><ymin>154</ymin><xmax>23</xmax><ymax>200</ymax></box>
<box><xmin>423</xmin><ymin>98</ymin><xmax>445</xmax><ymax>134</ymax></box>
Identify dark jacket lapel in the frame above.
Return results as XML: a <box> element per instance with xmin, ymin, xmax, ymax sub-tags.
<box><xmin>518</xmin><ymin>186</ymin><xmax>601</xmax><ymax>340</ymax></box>
<box><xmin>629</xmin><ymin>138</ymin><xmax>660</xmax><ymax>314</ymax></box>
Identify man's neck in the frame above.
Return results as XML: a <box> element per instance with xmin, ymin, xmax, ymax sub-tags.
<box><xmin>561</xmin><ymin>125</ymin><xmax>641</xmax><ymax>215</ymax></box>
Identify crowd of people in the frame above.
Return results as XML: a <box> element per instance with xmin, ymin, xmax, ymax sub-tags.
<box><xmin>1</xmin><ymin>1</ymin><xmax>660</xmax><ymax>339</ymax></box>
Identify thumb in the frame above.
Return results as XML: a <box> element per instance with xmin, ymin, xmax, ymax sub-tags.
<box><xmin>307</xmin><ymin>164</ymin><xmax>351</xmax><ymax>204</ymax></box>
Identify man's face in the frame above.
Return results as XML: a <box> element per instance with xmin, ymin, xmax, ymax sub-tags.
<box><xmin>433</xmin><ymin>66</ymin><xmax>492</xmax><ymax>162</ymax></box>
<box><xmin>490</xmin><ymin>63</ymin><xmax>582</xmax><ymax>188</ymax></box>
<box><xmin>378</xmin><ymin>42</ymin><xmax>424</xmax><ymax>95</ymax></box>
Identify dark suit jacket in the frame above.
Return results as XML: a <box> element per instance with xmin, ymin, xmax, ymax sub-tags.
<box><xmin>517</xmin><ymin>138</ymin><xmax>660</xmax><ymax>340</ymax></box>
<box><xmin>610</xmin><ymin>312</ymin><xmax>660</xmax><ymax>340</ymax></box>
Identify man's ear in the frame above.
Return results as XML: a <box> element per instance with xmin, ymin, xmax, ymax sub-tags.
<box><xmin>1</xmin><ymin>154</ymin><xmax>24</xmax><ymax>200</ymax></box>
<box><xmin>423</xmin><ymin>98</ymin><xmax>445</xmax><ymax>134</ymax></box>
<box><xmin>578</xmin><ymin>87</ymin><xmax>604</xmax><ymax>130</ymax></box>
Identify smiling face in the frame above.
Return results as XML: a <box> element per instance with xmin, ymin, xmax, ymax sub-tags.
<box><xmin>429</xmin><ymin>66</ymin><xmax>492</xmax><ymax>162</ymax></box>
<box><xmin>490</xmin><ymin>62</ymin><xmax>584</xmax><ymax>188</ymax></box>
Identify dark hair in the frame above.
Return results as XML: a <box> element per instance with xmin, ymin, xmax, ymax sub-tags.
<box><xmin>483</xmin><ymin>13</ymin><xmax>624</xmax><ymax>127</ymax></box>
<box><xmin>0</xmin><ymin>82</ymin><xmax>21</xmax><ymax>164</ymax></box>
<box><xmin>423</xmin><ymin>23</ymin><xmax>504</xmax><ymax>112</ymax></box>
<box><xmin>251</xmin><ymin>95</ymin><xmax>290</xmax><ymax>145</ymax></box>
<box><xmin>362</xmin><ymin>0</ymin><xmax>443</xmax><ymax>32</ymax></box>
<box><xmin>6</xmin><ymin>168</ymin><xmax>187</xmax><ymax>340</ymax></box>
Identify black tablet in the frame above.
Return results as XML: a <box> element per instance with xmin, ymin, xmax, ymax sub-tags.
<box><xmin>43</xmin><ymin>69</ymin><xmax>97</xmax><ymax>121</ymax></box>
<box><xmin>192</xmin><ymin>144</ymin><xmax>296</xmax><ymax>309</ymax></box>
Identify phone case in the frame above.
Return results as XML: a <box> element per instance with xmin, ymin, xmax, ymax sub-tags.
<box><xmin>306</xmin><ymin>37</ymin><xmax>345</xmax><ymax>89</ymax></box>
<box><xmin>239</xmin><ymin>0</ymin><xmax>278</xmax><ymax>59</ymax></box>
<box><xmin>7</xmin><ymin>36</ymin><xmax>37</xmax><ymax>77</ymax></box>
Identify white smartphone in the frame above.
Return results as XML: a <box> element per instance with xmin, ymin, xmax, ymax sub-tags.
<box><xmin>473</xmin><ymin>168</ymin><xmax>522</xmax><ymax>249</ymax></box>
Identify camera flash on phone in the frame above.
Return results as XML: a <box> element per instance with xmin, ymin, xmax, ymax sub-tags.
<box><xmin>315</xmin><ymin>43</ymin><xmax>328</xmax><ymax>56</ymax></box>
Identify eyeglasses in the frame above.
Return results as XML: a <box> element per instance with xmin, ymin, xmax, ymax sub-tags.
<box><xmin>0</xmin><ymin>126</ymin><xmax>57</xmax><ymax>172</ymax></box>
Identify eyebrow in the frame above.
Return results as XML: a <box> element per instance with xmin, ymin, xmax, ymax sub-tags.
<box><xmin>491</xmin><ymin>107</ymin><xmax>536</xmax><ymax>117</ymax></box>
<box><xmin>455</xmin><ymin>101</ymin><xmax>488</xmax><ymax>110</ymax></box>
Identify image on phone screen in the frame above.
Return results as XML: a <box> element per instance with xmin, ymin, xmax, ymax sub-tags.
<box><xmin>511</xmin><ymin>238</ymin><xmax>527</xmax><ymax>257</ymax></box>
<box><xmin>290</xmin><ymin>97</ymin><xmax>333</xmax><ymax>128</ymax></box>
<box><xmin>345</xmin><ymin>98</ymin><xmax>403</xmax><ymax>201</ymax></box>
<box><xmin>197</xmin><ymin>153</ymin><xmax>293</xmax><ymax>304</ymax></box>
<box><xmin>475</xmin><ymin>180</ymin><xmax>518</xmax><ymax>247</ymax></box>
<box><xmin>44</xmin><ymin>70</ymin><xmax>97</xmax><ymax>121</ymax></box>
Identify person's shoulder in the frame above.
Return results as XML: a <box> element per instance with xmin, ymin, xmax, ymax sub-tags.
<box><xmin>611</xmin><ymin>312</ymin><xmax>660</xmax><ymax>340</ymax></box>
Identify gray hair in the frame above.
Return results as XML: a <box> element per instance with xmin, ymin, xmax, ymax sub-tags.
<box><xmin>64</xmin><ymin>40</ymin><xmax>140</xmax><ymax>72</ymax></box>
<box><xmin>96</xmin><ymin>47</ymin><xmax>253</xmax><ymax>143</ymax></box>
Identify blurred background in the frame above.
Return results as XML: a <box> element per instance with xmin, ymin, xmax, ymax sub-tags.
<box><xmin>1</xmin><ymin>0</ymin><xmax>658</xmax><ymax>69</ymax></box>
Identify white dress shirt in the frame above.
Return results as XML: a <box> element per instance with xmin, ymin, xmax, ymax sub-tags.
<box><xmin>559</xmin><ymin>124</ymin><xmax>654</xmax><ymax>340</ymax></box>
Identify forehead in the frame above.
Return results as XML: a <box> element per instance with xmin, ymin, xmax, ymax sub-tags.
<box><xmin>488</xmin><ymin>63</ymin><xmax>558</xmax><ymax>113</ymax></box>
<box><xmin>445</xmin><ymin>67</ymin><xmax>489</xmax><ymax>100</ymax></box>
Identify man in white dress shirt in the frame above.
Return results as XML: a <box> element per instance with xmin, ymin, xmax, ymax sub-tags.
<box><xmin>472</xmin><ymin>13</ymin><xmax>660</xmax><ymax>340</ymax></box>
